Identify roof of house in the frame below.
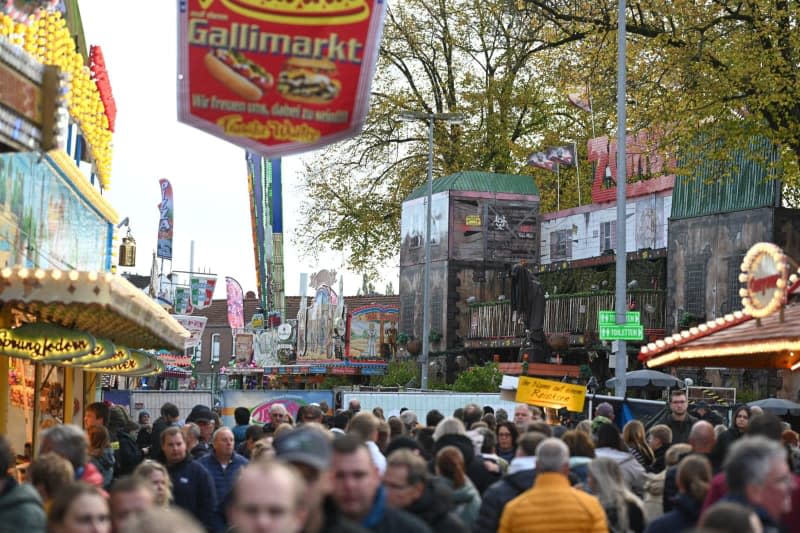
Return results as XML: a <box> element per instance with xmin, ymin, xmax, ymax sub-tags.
<box><xmin>405</xmin><ymin>170</ymin><xmax>539</xmax><ymax>201</ymax></box>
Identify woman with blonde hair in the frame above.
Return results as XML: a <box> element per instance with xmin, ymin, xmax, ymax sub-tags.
<box><xmin>644</xmin><ymin>455</ymin><xmax>711</xmax><ymax>533</ymax></box>
<box><xmin>133</xmin><ymin>460</ymin><xmax>173</xmax><ymax>507</ymax></box>
<box><xmin>623</xmin><ymin>420</ymin><xmax>656</xmax><ymax>470</ymax></box>
<box><xmin>588</xmin><ymin>456</ymin><xmax>646</xmax><ymax>533</ymax></box>
<box><xmin>435</xmin><ymin>445</ymin><xmax>482</xmax><ymax>526</ymax></box>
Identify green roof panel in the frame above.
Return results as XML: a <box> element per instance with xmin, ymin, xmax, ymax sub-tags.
<box><xmin>671</xmin><ymin>137</ymin><xmax>781</xmax><ymax>219</ymax></box>
<box><xmin>405</xmin><ymin>171</ymin><xmax>540</xmax><ymax>201</ymax></box>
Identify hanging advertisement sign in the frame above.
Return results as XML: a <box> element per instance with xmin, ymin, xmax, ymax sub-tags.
<box><xmin>173</xmin><ymin>315</ymin><xmax>208</xmax><ymax>349</ymax></box>
<box><xmin>190</xmin><ymin>276</ymin><xmax>217</xmax><ymax>309</ymax></box>
<box><xmin>174</xmin><ymin>286</ymin><xmax>193</xmax><ymax>315</ymax></box>
<box><xmin>157</xmin><ymin>179</ymin><xmax>174</xmax><ymax>260</ymax></box>
<box><xmin>226</xmin><ymin>276</ymin><xmax>245</xmax><ymax>329</ymax></box>
<box><xmin>234</xmin><ymin>332</ymin><xmax>254</xmax><ymax>365</ymax></box>
<box><xmin>177</xmin><ymin>0</ymin><xmax>387</xmax><ymax>157</ymax></box>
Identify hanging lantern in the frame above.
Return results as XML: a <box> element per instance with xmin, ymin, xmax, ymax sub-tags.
<box><xmin>118</xmin><ymin>228</ymin><xmax>136</xmax><ymax>267</ymax></box>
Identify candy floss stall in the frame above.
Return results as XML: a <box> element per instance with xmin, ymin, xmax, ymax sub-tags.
<box><xmin>0</xmin><ymin>269</ymin><xmax>189</xmax><ymax>455</ymax></box>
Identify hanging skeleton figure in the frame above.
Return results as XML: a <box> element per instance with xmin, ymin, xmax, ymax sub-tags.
<box><xmin>510</xmin><ymin>263</ymin><xmax>550</xmax><ymax>363</ymax></box>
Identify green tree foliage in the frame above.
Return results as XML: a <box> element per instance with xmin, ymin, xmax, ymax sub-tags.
<box><xmin>452</xmin><ymin>362</ymin><xmax>502</xmax><ymax>392</ymax></box>
<box><xmin>371</xmin><ymin>360</ymin><xmax>420</xmax><ymax>388</ymax></box>
<box><xmin>296</xmin><ymin>0</ymin><xmax>574</xmax><ymax>278</ymax></box>
<box><xmin>520</xmin><ymin>0</ymin><xmax>800</xmax><ymax>190</ymax></box>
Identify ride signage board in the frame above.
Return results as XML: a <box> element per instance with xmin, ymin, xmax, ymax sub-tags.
<box><xmin>598</xmin><ymin>309</ymin><xmax>643</xmax><ymax>341</ymax></box>
<box><xmin>738</xmin><ymin>242</ymin><xmax>790</xmax><ymax>318</ymax></box>
<box><xmin>177</xmin><ymin>0</ymin><xmax>387</xmax><ymax>158</ymax></box>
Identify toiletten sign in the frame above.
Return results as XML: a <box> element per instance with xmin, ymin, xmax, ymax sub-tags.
<box><xmin>177</xmin><ymin>0</ymin><xmax>387</xmax><ymax>157</ymax></box>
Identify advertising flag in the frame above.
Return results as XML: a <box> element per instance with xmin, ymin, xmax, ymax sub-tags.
<box><xmin>546</xmin><ymin>145</ymin><xmax>576</xmax><ymax>167</ymax></box>
<box><xmin>527</xmin><ymin>151</ymin><xmax>555</xmax><ymax>171</ymax></box>
<box><xmin>174</xmin><ymin>286</ymin><xmax>193</xmax><ymax>315</ymax></box>
<box><xmin>190</xmin><ymin>276</ymin><xmax>217</xmax><ymax>309</ymax></box>
<box><xmin>177</xmin><ymin>0</ymin><xmax>387</xmax><ymax>158</ymax></box>
<box><xmin>157</xmin><ymin>179</ymin><xmax>174</xmax><ymax>260</ymax></box>
<box><xmin>172</xmin><ymin>315</ymin><xmax>208</xmax><ymax>349</ymax></box>
<box><xmin>567</xmin><ymin>86</ymin><xmax>592</xmax><ymax>112</ymax></box>
<box><xmin>226</xmin><ymin>276</ymin><xmax>245</xmax><ymax>329</ymax></box>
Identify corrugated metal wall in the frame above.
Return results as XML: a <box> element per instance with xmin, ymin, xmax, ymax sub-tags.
<box><xmin>671</xmin><ymin>136</ymin><xmax>781</xmax><ymax>219</ymax></box>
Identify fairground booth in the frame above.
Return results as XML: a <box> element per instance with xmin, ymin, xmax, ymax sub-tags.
<box><xmin>0</xmin><ymin>2</ymin><xmax>188</xmax><ymax>457</ymax></box>
<box><xmin>639</xmin><ymin>243</ymin><xmax>800</xmax><ymax>415</ymax></box>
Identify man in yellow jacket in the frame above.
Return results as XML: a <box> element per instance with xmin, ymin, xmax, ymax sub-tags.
<box><xmin>498</xmin><ymin>438</ymin><xmax>609</xmax><ymax>533</ymax></box>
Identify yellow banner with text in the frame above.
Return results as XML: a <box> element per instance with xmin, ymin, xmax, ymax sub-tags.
<box><xmin>515</xmin><ymin>376</ymin><xmax>586</xmax><ymax>412</ymax></box>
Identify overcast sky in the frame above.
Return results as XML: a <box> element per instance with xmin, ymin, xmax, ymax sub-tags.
<box><xmin>78</xmin><ymin>1</ymin><xmax>398</xmax><ymax>299</ymax></box>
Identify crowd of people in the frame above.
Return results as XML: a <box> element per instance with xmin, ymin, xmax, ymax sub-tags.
<box><xmin>1</xmin><ymin>389</ymin><xmax>799</xmax><ymax>533</ymax></box>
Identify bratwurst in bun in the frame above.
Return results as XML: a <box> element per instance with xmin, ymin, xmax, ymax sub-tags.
<box><xmin>204</xmin><ymin>49</ymin><xmax>274</xmax><ymax>101</ymax></box>
<box><xmin>278</xmin><ymin>58</ymin><xmax>341</xmax><ymax>104</ymax></box>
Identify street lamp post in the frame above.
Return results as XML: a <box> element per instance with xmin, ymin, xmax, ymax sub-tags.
<box><xmin>399</xmin><ymin>110</ymin><xmax>463</xmax><ymax>389</ymax></box>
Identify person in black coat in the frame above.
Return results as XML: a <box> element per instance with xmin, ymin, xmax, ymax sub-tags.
<box><xmin>713</xmin><ymin>405</ymin><xmax>750</xmax><ymax>464</ymax></box>
<box><xmin>645</xmin><ymin>455</ymin><xmax>712</xmax><ymax>533</ymax></box>
<box><xmin>431</xmin><ymin>418</ymin><xmax>500</xmax><ymax>495</ymax></box>
<box><xmin>151</xmin><ymin>402</ymin><xmax>180</xmax><ymax>463</ymax></box>
<box><xmin>474</xmin><ymin>431</ymin><xmax>544</xmax><ymax>533</ymax></box>
<box><xmin>384</xmin><ymin>449</ymin><xmax>468</xmax><ymax>533</ymax></box>
<box><xmin>160</xmin><ymin>426</ymin><xmax>217</xmax><ymax>531</ymax></box>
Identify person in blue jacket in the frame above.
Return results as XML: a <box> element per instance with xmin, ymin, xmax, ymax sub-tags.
<box><xmin>161</xmin><ymin>426</ymin><xmax>217</xmax><ymax>531</ymax></box>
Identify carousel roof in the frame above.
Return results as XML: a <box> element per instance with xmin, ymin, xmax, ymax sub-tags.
<box><xmin>639</xmin><ymin>276</ymin><xmax>800</xmax><ymax>370</ymax></box>
<box><xmin>0</xmin><ymin>267</ymin><xmax>189</xmax><ymax>353</ymax></box>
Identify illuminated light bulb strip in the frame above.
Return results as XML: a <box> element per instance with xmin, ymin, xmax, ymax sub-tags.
<box><xmin>0</xmin><ymin>10</ymin><xmax>113</xmax><ymax>187</ymax></box>
<box><xmin>645</xmin><ymin>339</ymin><xmax>800</xmax><ymax>369</ymax></box>
<box><xmin>0</xmin><ymin>266</ymin><xmax>189</xmax><ymax>350</ymax></box>
<box><xmin>639</xmin><ymin>310</ymin><xmax>753</xmax><ymax>359</ymax></box>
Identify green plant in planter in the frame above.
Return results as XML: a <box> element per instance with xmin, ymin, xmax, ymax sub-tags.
<box><xmin>397</xmin><ymin>332</ymin><xmax>410</xmax><ymax>345</ymax></box>
<box><xmin>429</xmin><ymin>329</ymin><xmax>442</xmax><ymax>343</ymax></box>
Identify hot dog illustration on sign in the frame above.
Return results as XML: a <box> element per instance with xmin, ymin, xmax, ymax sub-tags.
<box><xmin>204</xmin><ymin>49</ymin><xmax>274</xmax><ymax>101</ymax></box>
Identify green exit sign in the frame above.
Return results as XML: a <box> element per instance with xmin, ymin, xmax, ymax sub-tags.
<box><xmin>599</xmin><ymin>324</ymin><xmax>644</xmax><ymax>341</ymax></box>
<box><xmin>598</xmin><ymin>310</ymin><xmax>641</xmax><ymax>325</ymax></box>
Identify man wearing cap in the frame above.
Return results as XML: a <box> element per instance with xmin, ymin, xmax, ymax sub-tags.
<box><xmin>186</xmin><ymin>405</ymin><xmax>215</xmax><ymax>457</ymax></box>
<box><xmin>331</xmin><ymin>435</ymin><xmax>432</xmax><ymax>532</ymax></box>
<box><xmin>199</xmin><ymin>427</ymin><xmax>249</xmax><ymax>532</ymax></box>
<box><xmin>273</xmin><ymin>426</ymin><xmax>368</xmax><ymax>533</ymax></box>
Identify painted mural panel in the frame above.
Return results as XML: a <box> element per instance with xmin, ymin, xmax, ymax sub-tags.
<box><xmin>297</xmin><ymin>285</ymin><xmax>342</xmax><ymax>361</ymax></box>
<box><xmin>400</xmin><ymin>191</ymin><xmax>449</xmax><ymax>266</ymax></box>
<box><xmin>0</xmin><ymin>153</ymin><xmax>110</xmax><ymax>270</ymax></box>
<box><xmin>221</xmin><ymin>390</ymin><xmax>334</xmax><ymax>427</ymax></box>
<box><xmin>347</xmin><ymin>304</ymin><xmax>399</xmax><ymax>359</ymax></box>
